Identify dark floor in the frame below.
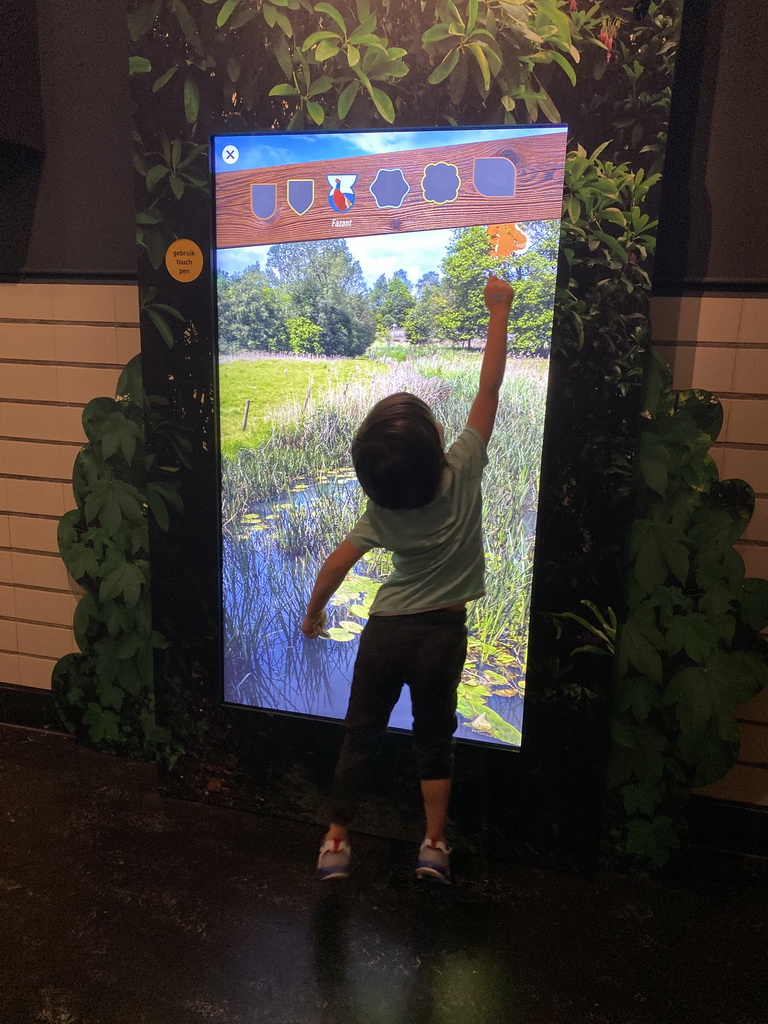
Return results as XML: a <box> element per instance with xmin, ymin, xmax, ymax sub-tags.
<box><xmin>2</xmin><ymin>725</ymin><xmax>767</xmax><ymax>1024</ymax></box>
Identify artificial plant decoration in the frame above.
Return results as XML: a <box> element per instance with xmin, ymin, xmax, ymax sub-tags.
<box><xmin>606</xmin><ymin>355</ymin><xmax>768</xmax><ymax>869</ymax></box>
<box><xmin>52</xmin><ymin>356</ymin><xmax>188</xmax><ymax>763</ymax></box>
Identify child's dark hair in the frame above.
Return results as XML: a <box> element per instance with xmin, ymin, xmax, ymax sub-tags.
<box><xmin>351</xmin><ymin>392</ymin><xmax>446</xmax><ymax>510</ymax></box>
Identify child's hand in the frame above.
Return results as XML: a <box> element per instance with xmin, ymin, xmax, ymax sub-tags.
<box><xmin>302</xmin><ymin>609</ymin><xmax>329</xmax><ymax>639</ymax></box>
<box><xmin>484</xmin><ymin>273</ymin><xmax>514</xmax><ymax>311</ymax></box>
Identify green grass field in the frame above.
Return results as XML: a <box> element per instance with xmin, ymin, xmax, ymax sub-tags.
<box><xmin>219</xmin><ymin>357</ymin><xmax>374</xmax><ymax>458</ymax></box>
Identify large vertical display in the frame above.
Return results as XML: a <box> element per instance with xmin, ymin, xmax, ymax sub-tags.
<box><xmin>214</xmin><ymin>126</ymin><xmax>567</xmax><ymax>747</ymax></box>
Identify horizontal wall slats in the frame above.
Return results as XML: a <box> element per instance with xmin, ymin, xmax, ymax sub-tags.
<box><xmin>0</xmin><ymin>583</ymin><xmax>78</xmax><ymax>625</ymax></box>
<box><xmin>1</xmin><ymin>514</ymin><xmax>60</xmax><ymax>553</ymax></box>
<box><xmin>0</xmin><ymin>479</ymin><xmax>74</xmax><ymax>517</ymax></box>
<box><xmin>0</xmin><ymin>440</ymin><xmax>83</xmax><ymax>480</ymax></box>
<box><xmin>1</xmin><ymin>283</ymin><xmax>138</xmax><ymax>696</ymax></box>
<box><xmin>698</xmin><ymin>766</ymin><xmax>768</xmax><ymax>806</ymax></box>
<box><xmin>0</xmin><ymin>282</ymin><xmax>139</xmax><ymax>323</ymax></box>
<box><xmin>0</xmin><ymin>402</ymin><xmax>86</xmax><ymax>444</ymax></box>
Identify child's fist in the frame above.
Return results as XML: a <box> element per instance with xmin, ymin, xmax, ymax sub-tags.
<box><xmin>302</xmin><ymin>609</ymin><xmax>329</xmax><ymax>639</ymax></box>
<box><xmin>484</xmin><ymin>273</ymin><xmax>514</xmax><ymax>311</ymax></box>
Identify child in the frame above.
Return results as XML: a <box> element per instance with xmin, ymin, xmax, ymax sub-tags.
<box><xmin>302</xmin><ymin>273</ymin><xmax>515</xmax><ymax>884</ymax></box>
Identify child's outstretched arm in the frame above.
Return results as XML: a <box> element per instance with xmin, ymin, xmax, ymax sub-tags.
<box><xmin>302</xmin><ymin>539</ymin><xmax>363</xmax><ymax>638</ymax></box>
<box><xmin>467</xmin><ymin>274</ymin><xmax>515</xmax><ymax>445</ymax></box>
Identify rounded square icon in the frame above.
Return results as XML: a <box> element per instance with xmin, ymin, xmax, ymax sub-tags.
<box><xmin>328</xmin><ymin>174</ymin><xmax>356</xmax><ymax>212</ymax></box>
<box><xmin>222</xmin><ymin>145</ymin><xmax>239</xmax><ymax>165</ymax></box>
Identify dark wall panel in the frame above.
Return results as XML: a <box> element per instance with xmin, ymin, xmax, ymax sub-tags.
<box><xmin>15</xmin><ymin>0</ymin><xmax>136</xmax><ymax>278</ymax></box>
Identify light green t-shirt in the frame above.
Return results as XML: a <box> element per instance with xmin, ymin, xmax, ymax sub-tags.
<box><xmin>345</xmin><ymin>426</ymin><xmax>488</xmax><ymax>615</ymax></box>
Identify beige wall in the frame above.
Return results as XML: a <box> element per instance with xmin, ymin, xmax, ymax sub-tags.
<box><xmin>0</xmin><ymin>282</ymin><xmax>140</xmax><ymax>690</ymax></box>
<box><xmin>652</xmin><ymin>293</ymin><xmax>768</xmax><ymax>806</ymax></box>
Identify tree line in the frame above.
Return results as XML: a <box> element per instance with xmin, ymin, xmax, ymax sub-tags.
<box><xmin>217</xmin><ymin>220</ymin><xmax>559</xmax><ymax>358</ymax></box>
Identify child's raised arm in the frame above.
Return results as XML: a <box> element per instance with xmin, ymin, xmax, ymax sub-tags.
<box><xmin>466</xmin><ymin>274</ymin><xmax>514</xmax><ymax>445</ymax></box>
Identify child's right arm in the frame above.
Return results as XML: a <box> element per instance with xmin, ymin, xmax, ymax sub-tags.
<box><xmin>466</xmin><ymin>274</ymin><xmax>515</xmax><ymax>445</ymax></box>
<box><xmin>301</xmin><ymin>539</ymin><xmax>363</xmax><ymax>638</ymax></box>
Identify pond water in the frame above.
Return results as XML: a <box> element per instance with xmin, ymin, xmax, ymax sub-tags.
<box><xmin>223</xmin><ymin>473</ymin><xmax>525</xmax><ymax>747</ymax></box>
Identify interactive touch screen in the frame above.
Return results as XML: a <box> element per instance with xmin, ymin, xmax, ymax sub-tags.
<box><xmin>213</xmin><ymin>127</ymin><xmax>567</xmax><ymax>748</ymax></box>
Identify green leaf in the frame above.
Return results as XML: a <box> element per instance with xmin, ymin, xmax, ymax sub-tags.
<box><xmin>315</xmin><ymin>2</ymin><xmax>346</xmax><ymax>33</ymax></box>
<box><xmin>665</xmin><ymin>614</ymin><xmax>718</xmax><ymax>664</ymax></box>
<box><xmin>639</xmin><ymin>454</ymin><xmax>667</xmax><ymax>497</ymax></box>
<box><xmin>269</xmin><ymin>83</ymin><xmax>300</xmax><ymax>96</ymax></box>
<box><xmin>369</xmin><ymin>86</ymin><xmax>394</xmax><ymax>123</ymax></box>
<box><xmin>306</xmin><ymin>75</ymin><xmax>334</xmax><ymax>96</ymax></box>
<box><xmin>169</xmin><ymin>174</ymin><xmax>184</xmax><ymax>200</ymax></box>
<box><xmin>625</xmin><ymin>815</ymin><xmax>679</xmax><ymax>867</ymax></box>
<box><xmin>346</xmin><ymin>44</ymin><xmax>360</xmax><ymax>67</ymax></box>
<box><xmin>227</xmin><ymin>57</ymin><xmax>241</xmax><ymax>82</ymax></box>
<box><xmin>315</xmin><ymin>39</ymin><xmax>340</xmax><ymax>60</ymax></box>
<box><xmin>274</xmin><ymin>34</ymin><xmax>294</xmax><ymax>78</ymax></box>
<box><xmin>99</xmin><ymin>562</ymin><xmax>146</xmax><ymax>609</ymax></box>
<box><xmin>422</xmin><ymin>24</ymin><xmax>453</xmax><ymax>43</ymax></box>
<box><xmin>302</xmin><ymin>30</ymin><xmax>340</xmax><ymax>50</ymax></box>
<box><xmin>172</xmin><ymin>0</ymin><xmax>203</xmax><ymax>52</ymax></box>
<box><xmin>468</xmin><ymin>42</ymin><xmax>490</xmax><ymax>92</ymax></box>
<box><xmin>216</xmin><ymin>0</ymin><xmax>241</xmax><ymax>28</ymax></box>
<box><xmin>427</xmin><ymin>46</ymin><xmax>460</xmax><ymax>85</ymax></box>
<box><xmin>152</xmin><ymin>66</ymin><xmax>178</xmax><ymax>92</ymax></box>
<box><xmin>536</xmin><ymin>89</ymin><xmax>560</xmax><ymax>123</ymax></box>
<box><xmin>306</xmin><ymin>100</ymin><xmax>325</xmax><ymax>125</ymax></box>
<box><xmin>549</xmin><ymin>49</ymin><xmax>577</xmax><ymax>87</ymax></box>
<box><xmin>337</xmin><ymin>80</ymin><xmax>358</xmax><ymax>120</ymax></box>
<box><xmin>129</xmin><ymin>56</ymin><xmax>152</xmax><ymax>75</ymax></box>
<box><xmin>666</xmin><ymin>666</ymin><xmax>723</xmax><ymax>732</ymax></box>
<box><xmin>618</xmin><ymin>611</ymin><xmax>663</xmax><ymax>683</ymax></box>
<box><xmin>146</xmin><ymin>164</ymin><xmax>168</xmax><ymax>192</ymax></box>
<box><xmin>127</xmin><ymin>0</ymin><xmax>162</xmax><ymax>41</ymax></box>
<box><xmin>184</xmin><ymin>78</ymin><xmax>200</xmax><ymax>124</ymax></box>
<box><xmin>147</xmin><ymin>308</ymin><xmax>175</xmax><ymax>348</ymax></box>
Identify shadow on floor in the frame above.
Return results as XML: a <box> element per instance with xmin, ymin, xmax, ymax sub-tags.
<box><xmin>1</xmin><ymin>724</ymin><xmax>766</xmax><ymax>1024</ymax></box>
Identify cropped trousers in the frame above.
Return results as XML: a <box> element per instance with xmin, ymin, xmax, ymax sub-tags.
<box><xmin>329</xmin><ymin>608</ymin><xmax>468</xmax><ymax>826</ymax></box>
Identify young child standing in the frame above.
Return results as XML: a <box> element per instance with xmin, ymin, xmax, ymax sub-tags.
<box><xmin>302</xmin><ymin>273</ymin><xmax>515</xmax><ymax>883</ymax></box>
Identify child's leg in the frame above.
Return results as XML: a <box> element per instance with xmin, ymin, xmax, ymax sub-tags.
<box><xmin>420</xmin><ymin>777</ymin><xmax>452</xmax><ymax>845</ymax></box>
<box><xmin>407</xmin><ymin>610</ymin><xmax>468</xmax><ymax>843</ymax></box>
<box><xmin>326</xmin><ymin>617</ymin><xmax>404</xmax><ymax>836</ymax></box>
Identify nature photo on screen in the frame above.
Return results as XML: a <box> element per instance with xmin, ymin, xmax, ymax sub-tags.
<box><xmin>214</xmin><ymin>127</ymin><xmax>566</xmax><ymax>747</ymax></box>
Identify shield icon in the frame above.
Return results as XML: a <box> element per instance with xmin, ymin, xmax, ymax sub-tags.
<box><xmin>287</xmin><ymin>179</ymin><xmax>314</xmax><ymax>216</ymax></box>
<box><xmin>251</xmin><ymin>183</ymin><xmax>277</xmax><ymax>220</ymax></box>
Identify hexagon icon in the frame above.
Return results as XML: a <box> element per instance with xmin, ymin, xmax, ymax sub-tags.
<box><xmin>369</xmin><ymin>168</ymin><xmax>410</xmax><ymax>209</ymax></box>
<box><xmin>421</xmin><ymin>162</ymin><xmax>461</xmax><ymax>204</ymax></box>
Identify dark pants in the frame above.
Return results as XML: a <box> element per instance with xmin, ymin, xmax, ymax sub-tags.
<box><xmin>329</xmin><ymin>609</ymin><xmax>468</xmax><ymax>827</ymax></box>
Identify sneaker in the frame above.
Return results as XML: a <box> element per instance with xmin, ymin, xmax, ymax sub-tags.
<box><xmin>317</xmin><ymin>836</ymin><xmax>352</xmax><ymax>881</ymax></box>
<box><xmin>415</xmin><ymin>839</ymin><xmax>452</xmax><ymax>884</ymax></box>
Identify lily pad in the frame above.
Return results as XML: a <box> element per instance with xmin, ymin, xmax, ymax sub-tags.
<box><xmin>338</xmin><ymin>620</ymin><xmax>364</xmax><ymax>634</ymax></box>
<box><xmin>326</xmin><ymin>626</ymin><xmax>356</xmax><ymax>642</ymax></box>
<box><xmin>348</xmin><ymin>604</ymin><xmax>370</xmax><ymax>620</ymax></box>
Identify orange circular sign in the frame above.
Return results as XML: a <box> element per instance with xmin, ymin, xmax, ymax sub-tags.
<box><xmin>165</xmin><ymin>239</ymin><xmax>203</xmax><ymax>282</ymax></box>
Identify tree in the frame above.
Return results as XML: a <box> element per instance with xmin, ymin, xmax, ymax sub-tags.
<box><xmin>439</xmin><ymin>227</ymin><xmax>496</xmax><ymax>348</ymax></box>
<box><xmin>379</xmin><ymin>273</ymin><xmax>415</xmax><ymax>334</ymax></box>
<box><xmin>405</xmin><ymin>272</ymin><xmax>444</xmax><ymax>344</ymax></box>
<box><xmin>265</xmin><ymin>239</ymin><xmax>374</xmax><ymax>355</ymax></box>
<box><xmin>216</xmin><ymin>266</ymin><xmax>289</xmax><ymax>355</ymax></box>
<box><xmin>500</xmin><ymin>220</ymin><xmax>560</xmax><ymax>356</ymax></box>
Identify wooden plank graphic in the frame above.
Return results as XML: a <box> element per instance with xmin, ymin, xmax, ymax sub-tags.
<box><xmin>215</xmin><ymin>133</ymin><xmax>566</xmax><ymax>249</ymax></box>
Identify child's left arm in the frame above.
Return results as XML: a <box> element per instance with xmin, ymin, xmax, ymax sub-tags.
<box><xmin>302</xmin><ymin>539</ymin><xmax>364</xmax><ymax>638</ymax></box>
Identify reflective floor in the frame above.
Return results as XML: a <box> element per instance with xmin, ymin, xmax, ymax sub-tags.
<box><xmin>2</xmin><ymin>723</ymin><xmax>766</xmax><ymax>1024</ymax></box>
